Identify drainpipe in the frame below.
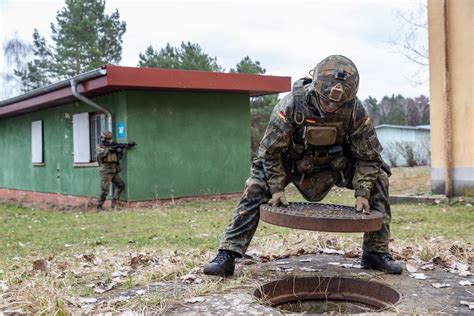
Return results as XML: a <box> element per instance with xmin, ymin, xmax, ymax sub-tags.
<box><xmin>442</xmin><ymin>0</ymin><xmax>453</xmax><ymax>197</ymax></box>
<box><xmin>70</xmin><ymin>71</ymin><xmax>114</xmax><ymax>198</ymax></box>
<box><xmin>70</xmin><ymin>78</ymin><xmax>113</xmax><ymax>133</ymax></box>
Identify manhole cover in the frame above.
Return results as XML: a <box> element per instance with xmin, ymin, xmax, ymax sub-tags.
<box><xmin>254</xmin><ymin>276</ymin><xmax>401</xmax><ymax>313</ymax></box>
<box><xmin>260</xmin><ymin>202</ymin><xmax>383</xmax><ymax>232</ymax></box>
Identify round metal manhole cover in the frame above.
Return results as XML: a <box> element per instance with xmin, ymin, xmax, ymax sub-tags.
<box><xmin>254</xmin><ymin>276</ymin><xmax>401</xmax><ymax>313</ymax></box>
<box><xmin>260</xmin><ymin>202</ymin><xmax>383</xmax><ymax>232</ymax></box>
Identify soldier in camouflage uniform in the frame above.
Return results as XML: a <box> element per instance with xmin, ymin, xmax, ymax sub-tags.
<box><xmin>96</xmin><ymin>131</ymin><xmax>129</xmax><ymax>210</ymax></box>
<box><xmin>204</xmin><ymin>55</ymin><xmax>402</xmax><ymax>277</ymax></box>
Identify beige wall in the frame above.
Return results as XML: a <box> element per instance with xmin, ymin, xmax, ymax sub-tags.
<box><xmin>428</xmin><ymin>0</ymin><xmax>474</xmax><ymax>195</ymax></box>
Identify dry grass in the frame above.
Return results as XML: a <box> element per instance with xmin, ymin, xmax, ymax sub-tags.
<box><xmin>389</xmin><ymin>166</ymin><xmax>431</xmax><ymax>195</ymax></box>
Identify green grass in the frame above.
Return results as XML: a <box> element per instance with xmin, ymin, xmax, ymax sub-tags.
<box><xmin>1</xmin><ymin>188</ymin><xmax>472</xmax><ymax>262</ymax></box>
<box><xmin>0</xmin><ymin>200</ymin><xmax>234</xmax><ymax>259</ymax></box>
<box><xmin>393</xmin><ymin>203</ymin><xmax>474</xmax><ymax>241</ymax></box>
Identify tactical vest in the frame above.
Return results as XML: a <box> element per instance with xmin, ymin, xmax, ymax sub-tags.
<box><xmin>284</xmin><ymin>79</ymin><xmax>355</xmax><ymax>201</ymax></box>
<box><xmin>97</xmin><ymin>144</ymin><xmax>121</xmax><ymax>174</ymax></box>
<box><xmin>103</xmin><ymin>151</ymin><xmax>119</xmax><ymax>163</ymax></box>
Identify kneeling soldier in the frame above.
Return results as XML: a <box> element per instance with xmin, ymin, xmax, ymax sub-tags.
<box><xmin>204</xmin><ymin>55</ymin><xmax>402</xmax><ymax>277</ymax></box>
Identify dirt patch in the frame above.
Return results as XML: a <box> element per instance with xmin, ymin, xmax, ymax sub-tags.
<box><xmin>389</xmin><ymin>166</ymin><xmax>431</xmax><ymax>195</ymax></box>
<box><xmin>0</xmin><ymin>188</ymin><xmax>242</xmax><ymax>212</ymax></box>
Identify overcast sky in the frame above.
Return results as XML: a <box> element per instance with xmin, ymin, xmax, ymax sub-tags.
<box><xmin>0</xmin><ymin>0</ymin><xmax>429</xmax><ymax>100</ymax></box>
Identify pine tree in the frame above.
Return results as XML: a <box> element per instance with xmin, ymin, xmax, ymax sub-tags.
<box><xmin>138</xmin><ymin>42</ymin><xmax>222</xmax><ymax>72</ymax></box>
<box><xmin>230</xmin><ymin>56</ymin><xmax>266</xmax><ymax>74</ymax></box>
<box><xmin>231</xmin><ymin>56</ymin><xmax>278</xmax><ymax>156</ymax></box>
<box><xmin>15</xmin><ymin>0</ymin><xmax>126</xmax><ymax>91</ymax></box>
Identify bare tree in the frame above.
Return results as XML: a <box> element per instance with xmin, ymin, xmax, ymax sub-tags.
<box><xmin>398</xmin><ymin>97</ymin><xmax>415</xmax><ymax>125</ymax></box>
<box><xmin>392</xmin><ymin>0</ymin><xmax>429</xmax><ymax>86</ymax></box>
<box><xmin>1</xmin><ymin>33</ymin><xmax>33</xmax><ymax>100</ymax></box>
<box><xmin>414</xmin><ymin>95</ymin><xmax>430</xmax><ymax>125</ymax></box>
<box><xmin>379</xmin><ymin>96</ymin><xmax>394</xmax><ymax>124</ymax></box>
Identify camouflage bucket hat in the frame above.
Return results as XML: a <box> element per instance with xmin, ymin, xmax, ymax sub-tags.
<box><xmin>312</xmin><ymin>55</ymin><xmax>359</xmax><ymax>112</ymax></box>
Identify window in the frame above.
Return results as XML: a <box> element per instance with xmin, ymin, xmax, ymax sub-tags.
<box><xmin>89</xmin><ymin>112</ymin><xmax>106</xmax><ymax>162</ymax></box>
<box><xmin>72</xmin><ymin>112</ymin><xmax>105</xmax><ymax>163</ymax></box>
<box><xmin>31</xmin><ymin>120</ymin><xmax>43</xmax><ymax>164</ymax></box>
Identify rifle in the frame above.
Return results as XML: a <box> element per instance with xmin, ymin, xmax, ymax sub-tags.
<box><xmin>109</xmin><ymin>141</ymin><xmax>137</xmax><ymax>152</ymax></box>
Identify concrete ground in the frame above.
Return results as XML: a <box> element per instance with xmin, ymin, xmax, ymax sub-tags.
<box><xmin>160</xmin><ymin>254</ymin><xmax>473</xmax><ymax>314</ymax></box>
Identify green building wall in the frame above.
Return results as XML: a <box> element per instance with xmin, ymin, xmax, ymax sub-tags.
<box><xmin>0</xmin><ymin>92</ymin><xmax>125</xmax><ymax>198</ymax></box>
<box><xmin>125</xmin><ymin>90</ymin><xmax>251</xmax><ymax>201</ymax></box>
<box><xmin>0</xmin><ymin>90</ymin><xmax>251</xmax><ymax>201</ymax></box>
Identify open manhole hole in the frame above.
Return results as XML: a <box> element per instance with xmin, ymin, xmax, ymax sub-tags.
<box><xmin>254</xmin><ymin>276</ymin><xmax>401</xmax><ymax>314</ymax></box>
<box><xmin>260</xmin><ymin>202</ymin><xmax>383</xmax><ymax>232</ymax></box>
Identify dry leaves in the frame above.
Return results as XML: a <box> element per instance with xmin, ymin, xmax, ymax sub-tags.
<box><xmin>93</xmin><ymin>281</ymin><xmax>117</xmax><ymax>294</ymax></box>
<box><xmin>460</xmin><ymin>301</ymin><xmax>474</xmax><ymax>310</ymax></box>
<box><xmin>180</xmin><ymin>273</ymin><xmax>203</xmax><ymax>284</ymax></box>
<box><xmin>0</xmin><ymin>281</ymin><xmax>9</xmax><ymax>292</ymax></box>
<box><xmin>322</xmin><ymin>248</ymin><xmax>344</xmax><ymax>255</ymax></box>
<box><xmin>340</xmin><ymin>263</ymin><xmax>362</xmax><ymax>269</ymax></box>
<box><xmin>410</xmin><ymin>273</ymin><xmax>427</xmax><ymax>280</ymax></box>
<box><xmin>275</xmin><ymin>261</ymin><xmax>290</xmax><ymax>265</ymax></box>
<box><xmin>406</xmin><ymin>261</ymin><xmax>419</xmax><ymax>273</ymax></box>
<box><xmin>431</xmin><ymin>283</ymin><xmax>450</xmax><ymax>288</ymax></box>
<box><xmin>269</xmin><ymin>266</ymin><xmax>293</xmax><ymax>272</ymax></box>
<box><xmin>32</xmin><ymin>259</ymin><xmax>48</xmax><ymax>272</ymax></box>
<box><xmin>344</xmin><ymin>249</ymin><xmax>360</xmax><ymax>258</ymax></box>
<box><xmin>300</xmin><ymin>267</ymin><xmax>322</xmax><ymax>272</ymax></box>
<box><xmin>184</xmin><ymin>297</ymin><xmax>205</xmax><ymax>304</ymax></box>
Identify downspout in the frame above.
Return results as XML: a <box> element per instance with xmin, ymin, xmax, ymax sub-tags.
<box><xmin>70</xmin><ymin>78</ymin><xmax>113</xmax><ymax>133</ymax></box>
<box><xmin>442</xmin><ymin>0</ymin><xmax>453</xmax><ymax>197</ymax></box>
<box><xmin>70</xmin><ymin>73</ymin><xmax>114</xmax><ymax>197</ymax></box>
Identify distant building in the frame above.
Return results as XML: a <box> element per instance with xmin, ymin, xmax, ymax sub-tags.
<box><xmin>0</xmin><ymin>65</ymin><xmax>290</xmax><ymax>205</ymax></box>
<box><xmin>375</xmin><ymin>124</ymin><xmax>431</xmax><ymax>167</ymax></box>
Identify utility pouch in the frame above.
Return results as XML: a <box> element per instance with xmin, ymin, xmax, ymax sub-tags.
<box><xmin>305</xmin><ymin>126</ymin><xmax>337</xmax><ymax>146</ymax></box>
<box><xmin>105</xmin><ymin>152</ymin><xmax>118</xmax><ymax>163</ymax></box>
<box><xmin>287</xmin><ymin>143</ymin><xmax>305</xmax><ymax>160</ymax></box>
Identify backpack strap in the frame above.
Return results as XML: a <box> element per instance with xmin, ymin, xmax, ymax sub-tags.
<box><xmin>291</xmin><ymin>77</ymin><xmax>312</xmax><ymax>126</ymax></box>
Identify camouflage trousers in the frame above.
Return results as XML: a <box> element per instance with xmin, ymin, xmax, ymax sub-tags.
<box><xmin>219</xmin><ymin>162</ymin><xmax>392</xmax><ymax>257</ymax></box>
<box><xmin>97</xmin><ymin>172</ymin><xmax>125</xmax><ymax>206</ymax></box>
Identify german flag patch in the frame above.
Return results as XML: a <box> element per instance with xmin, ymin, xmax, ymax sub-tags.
<box><xmin>306</xmin><ymin>118</ymin><xmax>317</xmax><ymax>124</ymax></box>
<box><xmin>278</xmin><ymin>111</ymin><xmax>287</xmax><ymax>122</ymax></box>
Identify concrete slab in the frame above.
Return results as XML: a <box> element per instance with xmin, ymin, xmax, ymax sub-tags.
<box><xmin>165</xmin><ymin>254</ymin><xmax>473</xmax><ymax>314</ymax></box>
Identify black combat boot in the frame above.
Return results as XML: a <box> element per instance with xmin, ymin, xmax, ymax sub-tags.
<box><xmin>203</xmin><ymin>250</ymin><xmax>236</xmax><ymax>277</ymax></box>
<box><xmin>111</xmin><ymin>200</ymin><xmax>117</xmax><ymax>209</ymax></box>
<box><xmin>361</xmin><ymin>251</ymin><xmax>402</xmax><ymax>274</ymax></box>
<box><xmin>97</xmin><ymin>204</ymin><xmax>105</xmax><ymax>211</ymax></box>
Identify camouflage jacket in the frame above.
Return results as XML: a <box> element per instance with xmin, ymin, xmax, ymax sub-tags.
<box><xmin>256</xmin><ymin>89</ymin><xmax>385</xmax><ymax>200</ymax></box>
<box><xmin>96</xmin><ymin>143</ymin><xmax>122</xmax><ymax>174</ymax></box>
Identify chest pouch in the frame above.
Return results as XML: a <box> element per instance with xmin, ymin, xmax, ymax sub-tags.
<box><xmin>105</xmin><ymin>152</ymin><xmax>118</xmax><ymax>163</ymax></box>
<box><xmin>304</xmin><ymin>126</ymin><xmax>337</xmax><ymax>146</ymax></box>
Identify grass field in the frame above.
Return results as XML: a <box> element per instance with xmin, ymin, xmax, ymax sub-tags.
<box><xmin>0</xmin><ymin>166</ymin><xmax>473</xmax><ymax>313</ymax></box>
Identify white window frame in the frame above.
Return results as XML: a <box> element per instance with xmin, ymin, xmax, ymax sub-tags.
<box><xmin>31</xmin><ymin>120</ymin><xmax>44</xmax><ymax>164</ymax></box>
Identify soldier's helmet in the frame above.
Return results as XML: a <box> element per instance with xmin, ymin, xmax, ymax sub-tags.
<box><xmin>312</xmin><ymin>55</ymin><xmax>359</xmax><ymax>114</ymax></box>
<box><xmin>101</xmin><ymin>131</ymin><xmax>113</xmax><ymax>142</ymax></box>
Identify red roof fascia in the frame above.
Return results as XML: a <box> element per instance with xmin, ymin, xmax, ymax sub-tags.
<box><xmin>0</xmin><ymin>66</ymin><xmax>291</xmax><ymax>119</ymax></box>
<box><xmin>105</xmin><ymin>65</ymin><xmax>291</xmax><ymax>96</ymax></box>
